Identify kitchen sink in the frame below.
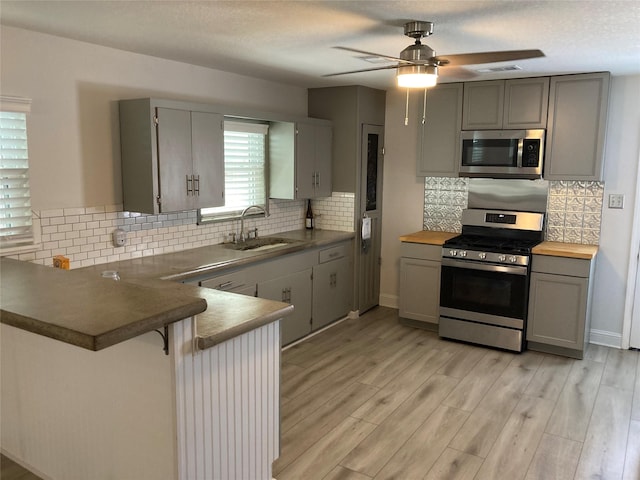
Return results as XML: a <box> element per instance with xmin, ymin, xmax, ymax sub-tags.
<box><xmin>224</xmin><ymin>237</ymin><xmax>299</xmax><ymax>252</ymax></box>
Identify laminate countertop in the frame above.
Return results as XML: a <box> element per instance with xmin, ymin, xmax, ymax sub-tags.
<box><xmin>532</xmin><ymin>241</ymin><xmax>599</xmax><ymax>260</ymax></box>
<box><xmin>1</xmin><ymin>229</ymin><xmax>353</xmax><ymax>351</ymax></box>
<box><xmin>399</xmin><ymin>230</ymin><xmax>459</xmax><ymax>246</ymax></box>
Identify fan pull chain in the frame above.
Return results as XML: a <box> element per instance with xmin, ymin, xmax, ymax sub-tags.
<box><xmin>422</xmin><ymin>88</ymin><xmax>428</xmax><ymax>125</ymax></box>
<box><xmin>404</xmin><ymin>89</ymin><xmax>410</xmax><ymax>126</ymax></box>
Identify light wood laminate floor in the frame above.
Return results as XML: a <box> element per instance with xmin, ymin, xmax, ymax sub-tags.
<box><xmin>274</xmin><ymin>307</ymin><xmax>640</xmax><ymax>480</ymax></box>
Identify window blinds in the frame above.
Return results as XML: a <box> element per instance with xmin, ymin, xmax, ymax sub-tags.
<box><xmin>0</xmin><ymin>96</ymin><xmax>33</xmax><ymax>248</ymax></box>
<box><xmin>200</xmin><ymin>120</ymin><xmax>268</xmax><ymax>219</ymax></box>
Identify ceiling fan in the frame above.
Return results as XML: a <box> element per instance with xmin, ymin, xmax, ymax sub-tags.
<box><xmin>325</xmin><ymin>21</ymin><xmax>545</xmax><ymax>88</ymax></box>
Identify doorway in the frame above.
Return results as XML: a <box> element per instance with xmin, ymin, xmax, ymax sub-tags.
<box><xmin>357</xmin><ymin>124</ymin><xmax>384</xmax><ymax>314</ymax></box>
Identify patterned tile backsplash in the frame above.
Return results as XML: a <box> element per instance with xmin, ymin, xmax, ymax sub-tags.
<box><xmin>423</xmin><ymin>177</ymin><xmax>469</xmax><ymax>233</ymax></box>
<box><xmin>13</xmin><ymin>192</ymin><xmax>355</xmax><ymax>269</ymax></box>
<box><xmin>423</xmin><ymin>177</ymin><xmax>604</xmax><ymax>245</ymax></box>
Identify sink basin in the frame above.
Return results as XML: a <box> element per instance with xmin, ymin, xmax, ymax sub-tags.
<box><xmin>224</xmin><ymin>237</ymin><xmax>299</xmax><ymax>252</ymax></box>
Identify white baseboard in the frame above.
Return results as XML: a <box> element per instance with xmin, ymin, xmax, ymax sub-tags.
<box><xmin>379</xmin><ymin>294</ymin><xmax>398</xmax><ymax>309</ymax></box>
<box><xmin>589</xmin><ymin>328</ymin><xmax>623</xmax><ymax>348</ymax></box>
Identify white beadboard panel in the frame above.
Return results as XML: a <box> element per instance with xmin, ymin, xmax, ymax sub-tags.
<box><xmin>173</xmin><ymin>318</ymin><xmax>281</xmax><ymax>480</ymax></box>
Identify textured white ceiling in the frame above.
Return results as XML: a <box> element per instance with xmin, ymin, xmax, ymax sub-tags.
<box><xmin>1</xmin><ymin>0</ymin><xmax>639</xmax><ymax>90</ymax></box>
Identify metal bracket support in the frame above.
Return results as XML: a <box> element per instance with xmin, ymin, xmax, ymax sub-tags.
<box><xmin>154</xmin><ymin>326</ymin><xmax>170</xmax><ymax>355</ymax></box>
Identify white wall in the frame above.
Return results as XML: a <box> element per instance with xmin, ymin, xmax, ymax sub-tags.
<box><xmin>0</xmin><ymin>26</ymin><xmax>307</xmax><ymax>210</ymax></box>
<box><xmin>380</xmin><ymin>75</ymin><xmax>640</xmax><ymax>345</ymax></box>
<box><xmin>591</xmin><ymin>74</ymin><xmax>640</xmax><ymax>346</ymax></box>
<box><xmin>379</xmin><ymin>89</ymin><xmax>427</xmax><ymax>308</ymax></box>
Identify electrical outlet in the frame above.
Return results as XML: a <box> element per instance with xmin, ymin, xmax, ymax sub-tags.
<box><xmin>608</xmin><ymin>194</ymin><xmax>625</xmax><ymax>209</ymax></box>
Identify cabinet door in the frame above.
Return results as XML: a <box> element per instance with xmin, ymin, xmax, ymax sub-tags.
<box><xmin>527</xmin><ymin>272</ymin><xmax>588</xmax><ymax>350</ymax></box>
<box><xmin>191</xmin><ymin>111</ymin><xmax>224</xmax><ymax>209</ymax></box>
<box><xmin>399</xmin><ymin>257</ymin><xmax>441</xmax><ymax>325</ymax></box>
<box><xmin>295</xmin><ymin>123</ymin><xmax>317</xmax><ymax>199</ymax></box>
<box><xmin>156</xmin><ymin>107</ymin><xmax>193</xmax><ymax>212</ymax></box>
<box><xmin>545</xmin><ymin>72</ymin><xmax>610</xmax><ymax>180</ymax></box>
<box><xmin>503</xmin><ymin>77</ymin><xmax>549</xmax><ymax>129</ymax></box>
<box><xmin>312</xmin><ymin>257</ymin><xmax>351</xmax><ymax>330</ymax></box>
<box><xmin>417</xmin><ymin>83</ymin><xmax>463</xmax><ymax>177</ymax></box>
<box><xmin>314</xmin><ymin>124</ymin><xmax>333</xmax><ymax>198</ymax></box>
<box><xmin>462</xmin><ymin>80</ymin><xmax>505</xmax><ymax>130</ymax></box>
<box><xmin>258</xmin><ymin>269</ymin><xmax>312</xmax><ymax>346</ymax></box>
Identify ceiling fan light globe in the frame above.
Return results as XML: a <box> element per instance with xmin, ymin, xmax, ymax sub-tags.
<box><xmin>396</xmin><ymin>64</ymin><xmax>438</xmax><ymax>88</ymax></box>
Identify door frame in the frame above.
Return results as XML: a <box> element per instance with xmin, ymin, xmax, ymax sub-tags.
<box><xmin>623</xmin><ymin>148</ymin><xmax>640</xmax><ymax>349</ymax></box>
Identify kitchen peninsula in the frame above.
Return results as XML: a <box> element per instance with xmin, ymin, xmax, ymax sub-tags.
<box><xmin>0</xmin><ymin>229</ymin><xmax>353</xmax><ymax>480</ymax></box>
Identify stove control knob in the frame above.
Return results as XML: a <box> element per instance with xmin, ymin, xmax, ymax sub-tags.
<box><xmin>509</xmin><ymin>255</ymin><xmax>518</xmax><ymax>263</ymax></box>
<box><xmin>449</xmin><ymin>250</ymin><xmax>457</xmax><ymax>256</ymax></box>
<box><xmin>460</xmin><ymin>250</ymin><xmax>467</xmax><ymax>257</ymax></box>
<box><xmin>478</xmin><ymin>252</ymin><xmax>486</xmax><ymax>260</ymax></box>
<box><xmin>498</xmin><ymin>254</ymin><xmax>507</xmax><ymax>262</ymax></box>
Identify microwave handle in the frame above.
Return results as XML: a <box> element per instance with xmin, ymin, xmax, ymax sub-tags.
<box><xmin>516</xmin><ymin>138</ymin><xmax>524</xmax><ymax>168</ymax></box>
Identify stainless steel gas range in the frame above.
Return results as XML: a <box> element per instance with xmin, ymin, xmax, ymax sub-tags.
<box><xmin>437</xmin><ymin>178</ymin><xmax>548</xmax><ymax>353</ymax></box>
<box><xmin>439</xmin><ymin>209</ymin><xmax>544</xmax><ymax>352</ymax></box>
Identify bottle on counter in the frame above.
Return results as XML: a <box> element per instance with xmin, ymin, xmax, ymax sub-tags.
<box><xmin>305</xmin><ymin>199</ymin><xmax>314</xmax><ymax>230</ymax></box>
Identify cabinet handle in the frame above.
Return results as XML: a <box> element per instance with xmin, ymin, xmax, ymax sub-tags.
<box><xmin>186</xmin><ymin>175</ymin><xmax>193</xmax><ymax>195</ymax></box>
<box><xmin>193</xmin><ymin>175</ymin><xmax>200</xmax><ymax>196</ymax></box>
<box><xmin>218</xmin><ymin>281</ymin><xmax>233</xmax><ymax>290</ymax></box>
<box><xmin>316</xmin><ymin>171</ymin><xmax>320</xmax><ymax>187</ymax></box>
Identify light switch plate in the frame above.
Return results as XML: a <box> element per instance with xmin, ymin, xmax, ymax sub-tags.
<box><xmin>608</xmin><ymin>194</ymin><xmax>625</xmax><ymax>209</ymax></box>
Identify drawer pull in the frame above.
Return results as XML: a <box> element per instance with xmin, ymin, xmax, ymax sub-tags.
<box><xmin>218</xmin><ymin>281</ymin><xmax>234</xmax><ymax>290</ymax></box>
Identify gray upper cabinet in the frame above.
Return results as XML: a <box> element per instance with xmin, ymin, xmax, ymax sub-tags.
<box><xmin>269</xmin><ymin>120</ymin><xmax>332</xmax><ymax>200</ymax></box>
<box><xmin>544</xmin><ymin>72</ymin><xmax>610</xmax><ymax>181</ymax></box>
<box><xmin>462</xmin><ymin>80</ymin><xmax>505</xmax><ymax>129</ymax></box>
<box><xmin>462</xmin><ymin>78</ymin><xmax>549</xmax><ymax>130</ymax></box>
<box><xmin>119</xmin><ymin>98</ymin><xmax>224</xmax><ymax>214</ymax></box>
<box><xmin>503</xmin><ymin>77</ymin><xmax>550</xmax><ymax>129</ymax></box>
<box><xmin>417</xmin><ymin>83</ymin><xmax>463</xmax><ymax>177</ymax></box>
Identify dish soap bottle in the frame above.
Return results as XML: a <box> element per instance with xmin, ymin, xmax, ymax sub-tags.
<box><xmin>305</xmin><ymin>199</ymin><xmax>314</xmax><ymax>230</ymax></box>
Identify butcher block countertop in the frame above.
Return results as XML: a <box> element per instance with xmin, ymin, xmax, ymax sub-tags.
<box><xmin>1</xmin><ymin>229</ymin><xmax>351</xmax><ymax>351</ymax></box>
<box><xmin>532</xmin><ymin>241</ymin><xmax>599</xmax><ymax>260</ymax></box>
<box><xmin>399</xmin><ymin>230</ymin><xmax>459</xmax><ymax>246</ymax></box>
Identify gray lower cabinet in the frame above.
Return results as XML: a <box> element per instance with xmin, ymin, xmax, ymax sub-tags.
<box><xmin>199</xmin><ymin>269</ymin><xmax>256</xmax><ymax>296</ymax></box>
<box><xmin>312</xmin><ymin>244</ymin><xmax>352</xmax><ymax>331</ymax></box>
<box><xmin>197</xmin><ymin>239</ymin><xmax>353</xmax><ymax>346</ymax></box>
<box><xmin>398</xmin><ymin>242</ymin><xmax>442</xmax><ymax>328</ymax></box>
<box><xmin>257</xmin><ymin>269</ymin><xmax>312</xmax><ymax>346</ymax></box>
<box><xmin>527</xmin><ymin>254</ymin><xmax>595</xmax><ymax>359</ymax></box>
<box><xmin>544</xmin><ymin>72</ymin><xmax>610</xmax><ymax>180</ymax></box>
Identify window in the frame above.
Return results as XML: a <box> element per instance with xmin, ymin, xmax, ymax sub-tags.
<box><xmin>199</xmin><ymin>120</ymin><xmax>268</xmax><ymax>222</ymax></box>
<box><xmin>0</xmin><ymin>96</ymin><xmax>37</xmax><ymax>253</ymax></box>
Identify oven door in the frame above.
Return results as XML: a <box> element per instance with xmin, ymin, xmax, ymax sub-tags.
<box><xmin>439</xmin><ymin>257</ymin><xmax>529</xmax><ymax>329</ymax></box>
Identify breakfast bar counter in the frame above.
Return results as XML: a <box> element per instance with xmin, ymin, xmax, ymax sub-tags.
<box><xmin>1</xmin><ymin>229</ymin><xmax>352</xmax><ymax>480</ymax></box>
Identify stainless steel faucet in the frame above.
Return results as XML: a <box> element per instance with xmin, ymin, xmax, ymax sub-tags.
<box><xmin>239</xmin><ymin>205</ymin><xmax>267</xmax><ymax>242</ymax></box>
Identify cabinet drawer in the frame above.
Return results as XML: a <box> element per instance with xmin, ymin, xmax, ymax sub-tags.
<box><xmin>319</xmin><ymin>244</ymin><xmax>347</xmax><ymax>263</ymax></box>
<box><xmin>400</xmin><ymin>242</ymin><xmax>442</xmax><ymax>261</ymax></box>
<box><xmin>200</xmin><ymin>270</ymin><xmax>247</xmax><ymax>291</ymax></box>
<box><xmin>531</xmin><ymin>255</ymin><xmax>591</xmax><ymax>277</ymax></box>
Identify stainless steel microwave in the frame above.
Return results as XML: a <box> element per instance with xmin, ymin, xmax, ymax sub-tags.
<box><xmin>460</xmin><ymin>129</ymin><xmax>545</xmax><ymax>179</ymax></box>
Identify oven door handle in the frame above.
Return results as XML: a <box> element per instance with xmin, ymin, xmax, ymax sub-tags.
<box><xmin>441</xmin><ymin>258</ymin><xmax>528</xmax><ymax>276</ymax></box>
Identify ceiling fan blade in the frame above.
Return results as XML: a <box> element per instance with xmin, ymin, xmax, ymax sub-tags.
<box><xmin>435</xmin><ymin>49</ymin><xmax>544</xmax><ymax>66</ymax></box>
<box><xmin>439</xmin><ymin>66</ymin><xmax>478</xmax><ymax>80</ymax></box>
<box><xmin>333</xmin><ymin>46</ymin><xmax>413</xmax><ymax>64</ymax></box>
<box><xmin>323</xmin><ymin>64</ymin><xmax>400</xmax><ymax>78</ymax></box>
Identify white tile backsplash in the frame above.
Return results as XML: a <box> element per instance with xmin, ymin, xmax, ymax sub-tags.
<box><xmin>15</xmin><ymin>194</ymin><xmax>355</xmax><ymax>269</ymax></box>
